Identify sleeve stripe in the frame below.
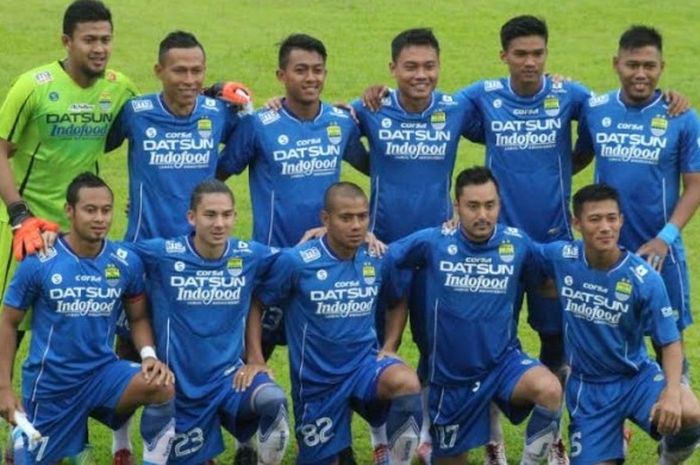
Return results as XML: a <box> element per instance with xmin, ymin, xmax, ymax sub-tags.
<box><xmin>18</xmin><ymin>143</ymin><xmax>41</xmax><ymax>196</ymax></box>
<box><xmin>6</xmin><ymin>89</ymin><xmax>35</xmax><ymax>142</ymax></box>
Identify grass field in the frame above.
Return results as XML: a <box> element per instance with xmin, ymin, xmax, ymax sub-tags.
<box><xmin>1</xmin><ymin>0</ymin><xmax>700</xmax><ymax>463</ymax></box>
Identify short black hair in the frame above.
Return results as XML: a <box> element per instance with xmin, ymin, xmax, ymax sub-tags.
<box><xmin>618</xmin><ymin>25</ymin><xmax>663</xmax><ymax>53</ymax></box>
<box><xmin>158</xmin><ymin>30</ymin><xmax>205</xmax><ymax>64</ymax></box>
<box><xmin>391</xmin><ymin>28</ymin><xmax>440</xmax><ymax>62</ymax></box>
<box><xmin>278</xmin><ymin>33</ymin><xmax>327</xmax><ymax>69</ymax></box>
<box><xmin>572</xmin><ymin>184</ymin><xmax>620</xmax><ymax>218</ymax></box>
<box><xmin>189</xmin><ymin>179</ymin><xmax>234</xmax><ymax>210</ymax></box>
<box><xmin>500</xmin><ymin>15</ymin><xmax>548</xmax><ymax>50</ymax></box>
<box><xmin>66</xmin><ymin>172</ymin><xmax>113</xmax><ymax>206</ymax></box>
<box><xmin>454</xmin><ymin>166</ymin><xmax>500</xmax><ymax>199</ymax></box>
<box><xmin>323</xmin><ymin>182</ymin><xmax>367</xmax><ymax>212</ymax></box>
<box><xmin>63</xmin><ymin>0</ymin><xmax>112</xmax><ymax>36</ymax></box>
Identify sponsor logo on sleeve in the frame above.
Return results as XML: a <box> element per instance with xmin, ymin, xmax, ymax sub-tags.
<box><xmin>131</xmin><ymin>99</ymin><xmax>154</xmax><ymax>112</ymax></box>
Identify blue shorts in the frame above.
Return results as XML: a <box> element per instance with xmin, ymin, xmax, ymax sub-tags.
<box><xmin>293</xmin><ymin>356</ymin><xmax>401</xmax><ymax>464</ymax></box>
<box><xmin>169</xmin><ymin>371</ymin><xmax>273</xmax><ymax>464</ymax></box>
<box><xmin>660</xmin><ymin>243</ymin><xmax>691</xmax><ymax>332</ymax></box>
<box><xmin>429</xmin><ymin>348</ymin><xmax>539</xmax><ymax>457</ymax></box>
<box><xmin>566</xmin><ymin>361</ymin><xmax>665</xmax><ymax>465</ymax></box>
<box><xmin>22</xmin><ymin>360</ymin><xmax>140</xmax><ymax>464</ymax></box>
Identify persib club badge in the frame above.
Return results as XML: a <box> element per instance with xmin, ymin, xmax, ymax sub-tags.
<box><xmin>99</xmin><ymin>91</ymin><xmax>112</xmax><ymax>112</ymax></box>
<box><xmin>105</xmin><ymin>263</ymin><xmax>121</xmax><ymax>286</ymax></box>
<box><xmin>362</xmin><ymin>263</ymin><xmax>376</xmax><ymax>285</ymax></box>
<box><xmin>226</xmin><ymin>257</ymin><xmax>243</xmax><ymax>277</ymax></box>
<box><xmin>544</xmin><ymin>95</ymin><xmax>560</xmax><ymax>116</ymax></box>
<box><xmin>327</xmin><ymin>123</ymin><xmax>342</xmax><ymax>145</ymax></box>
<box><xmin>614</xmin><ymin>278</ymin><xmax>632</xmax><ymax>301</ymax></box>
<box><xmin>498</xmin><ymin>241</ymin><xmax>515</xmax><ymax>263</ymax></box>
<box><xmin>650</xmin><ymin>115</ymin><xmax>668</xmax><ymax>136</ymax></box>
<box><xmin>430</xmin><ymin>110</ymin><xmax>446</xmax><ymax>130</ymax></box>
<box><xmin>197</xmin><ymin>118</ymin><xmax>212</xmax><ymax>139</ymax></box>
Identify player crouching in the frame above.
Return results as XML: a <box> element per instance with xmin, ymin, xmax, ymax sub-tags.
<box><xmin>0</xmin><ymin>173</ymin><xmax>175</xmax><ymax>465</ymax></box>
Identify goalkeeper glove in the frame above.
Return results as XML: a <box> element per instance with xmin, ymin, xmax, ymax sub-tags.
<box><xmin>202</xmin><ymin>81</ymin><xmax>253</xmax><ymax>113</ymax></box>
<box><xmin>8</xmin><ymin>201</ymin><xmax>59</xmax><ymax>261</ymax></box>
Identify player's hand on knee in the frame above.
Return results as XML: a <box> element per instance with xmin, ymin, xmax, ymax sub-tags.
<box><xmin>298</xmin><ymin>226</ymin><xmax>327</xmax><ymax>244</ymax></box>
<box><xmin>636</xmin><ymin>238</ymin><xmax>668</xmax><ymax>272</ymax></box>
<box><xmin>365</xmin><ymin>231</ymin><xmax>387</xmax><ymax>257</ymax></box>
<box><xmin>264</xmin><ymin>96</ymin><xmax>284</xmax><ymax>111</ymax></box>
<box><xmin>0</xmin><ymin>386</ymin><xmax>22</xmax><ymax>424</ymax></box>
<box><xmin>233</xmin><ymin>363</ymin><xmax>272</xmax><ymax>392</ymax></box>
<box><xmin>142</xmin><ymin>358</ymin><xmax>175</xmax><ymax>386</ymax></box>
<box><xmin>663</xmin><ymin>90</ymin><xmax>691</xmax><ymax>117</ymax></box>
<box><xmin>651</xmin><ymin>387</ymin><xmax>683</xmax><ymax>435</ymax></box>
<box><xmin>377</xmin><ymin>348</ymin><xmax>402</xmax><ymax>362</ymax></box>
<box><xmin>361</xmin><ymin>85</ymin><xmax>390</xmax><ymax>112</ymax></box>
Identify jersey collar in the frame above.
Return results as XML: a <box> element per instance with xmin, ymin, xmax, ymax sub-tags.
<box><xmin>506</xmin><ymin>75</ymin><xmax>547</xmax><ymax>100</ymax></box>
<box><xmin>391</xmin><ymin>90</ymin><xmax>436</xmax><ymax>117</ymax></box>
<box><xmin>57</xmin><ymin>234</ymin><xmax>107</xmax><ymax>261</ymax></box>
<box><xmin>186</xmin><ymin>233</ymin><xmax>231</xmax><ymax>261</ymax></box>
<box><xmin>458</xmin><ymin>223</ymin><xmax>498</xmax><ymax>247</ymax></box>
<box><xmin>157</xmin><ymin>93</ymin><xmax>200</xmax><ymax>118</ymax></box>
<box><xmin>581</xmin><ymin>245</ymin><xmax>630</xmax><ymax>273</ymax></box>
<box><xmin>280</xmin><ymin>100</ymin><xmax>325</xmax><ymax>123</ymax></box>
<box><xmin>614</xmin><ymin>89</ymin><xmax>663</xmax><ymax>112</ymax></box>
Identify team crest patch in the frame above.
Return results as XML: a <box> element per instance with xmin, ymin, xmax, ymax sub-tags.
<box><xmin>34</xmin><ymin>71</ymin><xmax>53</xmax><ymax>84</ymax></box>
<box><xmin>226</xmin><ymin>257</ymin><xmax>243</xmax><ymax>277</ymax></box>
<box><xmin>165</xmin><ymin>240</ymin><xmax>186</xmax><ymax>254</ymax></box>
<box><xmin>498</xmin><ymin>241</ymin><xmax>514</xmax><ymax>263</ymax></box>
<box><xmin>544</xmin><ymin>95</ymin><xmax>560</xmax><ymax>116</ymax></box>
<box><xmin>300</xmin><ymin>247</ymin><xmax>321</xmax><ymax>263</ymax></box>
<box><xmin>327</xmin><ymin>123</ymin><xmax>342</xmax><ymax>145</ymax></box>
<box><xmin>430</xmin><ymin>110</ymin><xmax>446</xmax><ymax>130</ymax></box>
<box><xmin>362</xmin><ymin>263</ymin><xmax>376</xmax><ymax>285</ymax></box>
<box><xmin>99</xmin><ymin>91</ymin><xmax>112</xmax><ymax>112</ymax></box>
<box><xmin>197</xmin><ymin>118</ymin><xmax>212</xmax><ymax>138</ymax></box>
<box><xmin>104</xmin><ymin>263</ymin><xmax>121</xmax><ymax>286</ymax></box>
<box><xmin>614</xmin><ymin>278</ymin><xmax>632</xmax><ymax>301</ymax></box>
<box><xmin>650</xmin><ymin>115</ymin><xmax>668</xmax><ymax>136</ymax></box>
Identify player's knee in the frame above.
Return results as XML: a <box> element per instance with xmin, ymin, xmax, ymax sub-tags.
<box><xmin>144</xmin><ymin>381</ymin><xmax>175</xmax><ymax>405</ymax></box>
<box><xmin>253</xmin><ymin>382</ymin><xmax>288</xmax><ymax>418</ymax></box>
<box><xmin>681</xmin><ymin>390</ymin><xmax>700</xmax><ymax>428</ymax></box>
<box><xmin>381</xmin><ymin>365</ymin><xmax>421</xmax><ymax>397</ymax></box>
<box><xmin>532</xmin><ymin>371</ymin><xmax>562</xmax><ymax>410</ymax></box>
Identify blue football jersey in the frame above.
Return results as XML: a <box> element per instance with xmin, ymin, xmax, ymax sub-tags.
<box><xmin>351</xmin><ymin>90</ymin><xmax>482</xmax><ymax>242</ymax></box>
<box><xmin>128</xmin><ymin>236</ymin><xmax>274</xmax><ymax>399</ymax></box>
<box><xmin>576</xmin><ymin>90</ymin><xmax>700</xmax><ymax>250</ymax></box>
<box><xmin>3</xmin><ymin>237</ymin><xmax>144</xmax><ymax>400</ymax></box>
<box><xmin>257</xmin><ymin>238</ymin><xmax>385</xmax><ymax>398</ymax></box>
<box><xmin>107</xmin><ymin>93</ymin><xmax>238</xmax><ymax>241</ymax></box>
<box><xmin>539</xmin><ymin>241</ymin><xmax>680</xmax><ymax>381</ymax></box>
<box><xmin>457</xmin><ymin>77</ymin><xmax>590</xmax><ymax>242</ymax></box>
<box><xmin>388</xmin><ymin>225</ymin><xmax>537</xmax><ymax>385</ymax></box>
<box><xmin>217</xmin><ymin>103</ymin><xmax>367</xmax><ymax>246</ymax></box>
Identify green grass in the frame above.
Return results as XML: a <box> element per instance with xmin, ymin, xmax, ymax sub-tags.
<box><xmin>1</xmin><ymin>0</ymin><xmax>700</xmax><ymax>463</ymax></box>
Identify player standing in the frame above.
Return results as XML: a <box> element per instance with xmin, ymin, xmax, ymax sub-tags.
<box><xmin>104</xmin><ymin>30</ymin><xmax>245</xmax><ymax>464</ymax></box>
<box><xmin>385</xmin><ymin>167</ymin><xmax>563</xmax><ymax>465</ymax></box>
<box><xmin>350</xmin><ymin>28</ymin><xmax>483</xmax><ymax>464</ymax></box>
<box><xmin>575</xmin><ymin>25</ymin><xmax>700</xmax><ymax>382</ymax></box>
<box><xmin>0</xmin><ymin>1</ymin><xmax>137</xmax><ymax>462</ymax></box>
<box><xmin>537</xmin><ymin>183</ymin><xmax>700</xmax><ymax>464</ymax></box>
<box><xmin>127</xmin><ymin>179</ymin><xmax>289</xmax><ymax>465</ymax></box>
<box><xmin>256</xmin><ymin>182</ymin><xmax>422</xmax><ymax>465</ymax></box>
<box><xmin>0</xmin><ymin>173</ymin><xmax>175</xmax><ymax>465</ymax></box>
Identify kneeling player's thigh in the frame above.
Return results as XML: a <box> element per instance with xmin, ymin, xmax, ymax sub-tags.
<box><xmin>496</xmin><ymin>350</ymin><xmax>548</xmax><ymax>416</ymax></box>
<box><xmin>351</xmin><ymin>356</ymin><xmax>404</xmax><ymax>425</ymax></box>
<box><xmin>169</xmin><ymin>385</ymin><xmax>228</xmax><ymax>463</ymax></box>
<box><xmin>293</xmin><ymin>391</ymin><xmax>352</xmax><ymax>465</ymax></box>
<box><xmin>91</xmin><ymin>360</ymin><xmax>145</xmax><ymax>425</ymax></box>
<box><xmin>566</xmin><ymin>377</ymin><xmax>625</xmax><ymax>464</ymax></box>
<box><xmin>626</xmin><ymin>363</ymin><xmax>666</xmax><ymax>438</ymax></box>
<box><xmin>221</xmin><ymin>372</ymin><xmax>276</xmax><ymax>440</ymax></box>
<box><xmin>22</xmin><ymin>396</ymin><xmax>89</xmax><ymax>464</ymax></box>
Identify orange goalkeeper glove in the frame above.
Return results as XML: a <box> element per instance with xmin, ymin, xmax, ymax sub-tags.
<box><xmin>202</xmin><ymin>81</ymin><xmax>253</xmax><ymax>110</ymax></box>
<box><xmin>8</xmin><ymin>201</ymin><xmax>59</xmax><ymax>261</ymax></box>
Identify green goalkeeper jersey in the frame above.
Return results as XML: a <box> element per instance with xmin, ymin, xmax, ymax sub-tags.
<box><xmin>0</xmin><ymin>61</ymin><xmax>137</xmax><ymax>228</ymax></box>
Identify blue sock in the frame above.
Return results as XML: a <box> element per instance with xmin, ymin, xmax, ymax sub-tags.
<box><xmin>661</xmin><ymin>423</ymin><xmax>700</xmax><ymax>463</ymax></box>
<box><xmin>522</xmin><ymin>405</ymin><xmax>561</xmax><ymax>465</ymax></box>
<box><xmin>386</xmin><ymin>394</ymin><xmax>421</xmax><ymax>465</ymax></box>
<box><xmin>141</xmin><ymin>400</ymin><xmax>175</xmax><ymax>465</ymax></box>
<box><xmin>253</xmin><ymin>384</ymin><xmax>289</xmax><ymax>465</ymax></box>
